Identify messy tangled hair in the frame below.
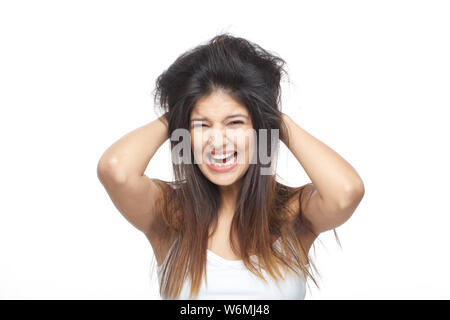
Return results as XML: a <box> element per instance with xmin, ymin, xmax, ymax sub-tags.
<box><xmin>149</xmin><ymin>32</ymin><xmax>338</xmax><ymax>299</ymax></box>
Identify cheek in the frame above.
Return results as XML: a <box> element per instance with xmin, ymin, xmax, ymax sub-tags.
<box><xmin>236</xmin><ymin>131</ymin><xmax>255</xmax><ymax>164</ymax></box>
<box><xmin>246</xmin><ymin>136</ymin><xmax>255</xmax><ymax>162</ymax></box>
<box><xmin>190</xmin><ymin>132</ymin><xmax>207</xmax><ymax>160</ymax></box>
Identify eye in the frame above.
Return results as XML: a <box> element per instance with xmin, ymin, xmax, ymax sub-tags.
<box><xmin>192</xmin><ymin>123</ymin><xmax>208</xmax><ymax>128</ymax></box>
<box><xmin>229</xmin><ymin>121</ymin><xmax>244</xmax><ymax>125</ymax></box>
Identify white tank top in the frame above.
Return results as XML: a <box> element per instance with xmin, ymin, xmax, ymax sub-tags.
<box><xmin>157</xmin><ymin>238</ymin><xmax>308</xmax><ymax>300</ymax></box>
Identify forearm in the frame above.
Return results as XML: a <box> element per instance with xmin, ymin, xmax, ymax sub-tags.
<box><xmin>97</xmin><ymin>114</ymin><xmax>169</xmax><ymax>183</ymax></box>
<box><xmin>281</xmin><ymin>113</ymin><xmax>364</xmax><ymax>208</ymax></box>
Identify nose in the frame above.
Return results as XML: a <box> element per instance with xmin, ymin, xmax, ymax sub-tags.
<box><xmin>207</xmin><ymin>128</ymin><xmax>232</xmax><ymax>151</ymax></box>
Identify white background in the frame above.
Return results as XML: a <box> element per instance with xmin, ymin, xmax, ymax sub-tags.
<box><xmin>1</xmin><ymin>0</ymin><xmax>449</xmax><ymax>299</ymax></box>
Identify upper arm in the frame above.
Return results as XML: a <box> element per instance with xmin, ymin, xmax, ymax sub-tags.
<box><xmin>300</xmin><ymin>183</ymin><xmax>363</xmax><ymax>235</ymax></box>
<box><xmin>287</xmin><ymin>182</ymin><xmax>363</xmax><ymax>254</ymax></box>
<box><xmin>97</xmin><ymin>162</ymin><xmax>166</xmax><ymax>235</ymax></box>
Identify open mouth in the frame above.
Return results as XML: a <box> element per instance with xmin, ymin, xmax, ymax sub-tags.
<box><xmin>206</xmin><ymin>151</ymin><xmax>238</xmax><ymax>167</ymax></box>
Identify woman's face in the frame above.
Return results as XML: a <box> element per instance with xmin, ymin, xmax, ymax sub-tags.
<box><xmin>190</xmin><ymin>90</ymin><xmax>255</xmax><ymax>187</ymax></box>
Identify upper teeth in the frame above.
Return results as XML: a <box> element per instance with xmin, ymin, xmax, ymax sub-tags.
<box><xmin>210</xmin><ymin>152</ymin><xmax>235</xmax><ymax>160</ymax></box>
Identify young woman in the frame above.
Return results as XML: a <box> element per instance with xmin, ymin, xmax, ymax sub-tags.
<box><xmin>97</xmin><ymin>33</ymin><xmax>365</xmax><ymax>300</ymax></box>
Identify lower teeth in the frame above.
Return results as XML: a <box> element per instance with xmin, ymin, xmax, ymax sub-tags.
<box><xmin>211</xmin><ymin>154</ymin><xmax>236</xmax><ymax>167</ymax></box>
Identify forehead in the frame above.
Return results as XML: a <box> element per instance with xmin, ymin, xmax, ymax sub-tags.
<box><xmin>190</xmin><ymin>91</ymin><xmax>248</xmax><ymax>120</ymax></box>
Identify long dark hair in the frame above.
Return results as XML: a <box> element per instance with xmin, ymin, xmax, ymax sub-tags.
<box><xmin>149</xmin><ymin>32</ymin><xmax>337</xmax><ymax>299</ymax></box>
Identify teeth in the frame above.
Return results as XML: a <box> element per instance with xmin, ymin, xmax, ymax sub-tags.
<box><xmin>210</xmin><ymin>152</ymin><xmax>235</xmax><ymax>160</ymax></box>
<box><xmin>209</xmin><ymin>153</ymin><xmax>236</xmax><ymax>167</ymax></box>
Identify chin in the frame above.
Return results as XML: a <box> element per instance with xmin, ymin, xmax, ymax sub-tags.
<box><xmin>209</xmin><ymin>176</ymin><xmax>238</xmax><ymax>186</ymax></box>
<box><xmin>199</xmin><ymin>163</ymin><xmax>247</xmax><ymax>186</ymax></box>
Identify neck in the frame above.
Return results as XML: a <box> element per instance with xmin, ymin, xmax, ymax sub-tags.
<box><xmin>218</xmin><ymin>181</ymin><xmax>241</xmax><ymax>218</ymax></box>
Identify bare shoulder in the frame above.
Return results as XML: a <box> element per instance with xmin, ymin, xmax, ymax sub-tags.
<box><xmin>285</xmin><ymin>183</ymin><xmax>317</xmax><ymax>256</ymax></box>
<box><xmin>145</xmin><ymin>231</ymin><xmax>172</xmax><ymax>267</ymax></box>
<box><xmin>143</xmin><ymin>180</ymin><xmax>178</xmax><ymax>267</ymax></box>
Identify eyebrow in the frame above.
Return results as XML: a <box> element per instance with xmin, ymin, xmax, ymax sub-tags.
<box><xmin>191</xmin><ymin>114</ymin><xmax>249</xmax><ymax>122</ymax></box>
